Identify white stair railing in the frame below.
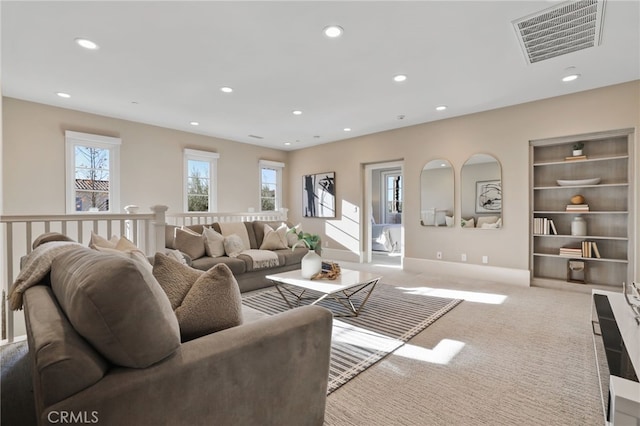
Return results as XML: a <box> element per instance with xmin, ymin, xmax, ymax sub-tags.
<box><xmin>0</xmin><ymin>206</ymin><xmax>168</xmax><ymax>343</ymax></box>
<box><xmin>166</xmin><ymin>208</ymin><xmax>288</xmax><ymax>226</ymax></box>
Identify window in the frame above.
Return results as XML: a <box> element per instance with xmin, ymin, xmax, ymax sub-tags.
<box><xmin>65</xmin><ymin>131</ymin><xmax>121</xmax><ymax>213</ymax></box>
<box><xmin>184</xmin><ymin>149</ymin><xmax>219</xmax><ymax>212</ymax></box>
<box><xmin>259</xmin><ymin>160</ymin><xmax>284</xmax><ymax>211</ymax></box>
<box><xmin>382</xmin><ymin>170</ymin><xmax>402</xmax><ymax>223</ymax></box>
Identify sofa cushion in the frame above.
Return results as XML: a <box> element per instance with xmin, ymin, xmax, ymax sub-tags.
<box><xmin>23</xmin><ymin>285</ymin><xmax>109</xmax><ymax>408</ymax></box>
<box><xmin>175</xmin><ymin>227</ymin><xmax>206</xmax><ymax>260</ymax></box>
<box><xmin>50</xmin><ymin>247</ymin><xmax>181</xmax><ymax>368</ymax></box>
<box><xmin>175</xmin><ymin>263</ymin><xmax>244</xmax><ymax>342</ymax></box>
<box><xmin>203</xmin><ymin>227</ymin><xmax>225</xmax><ymax>257</ymax></box>
<box><xmin>153</xmin><ymin>252</ymin><xmax>203</xmax><ymax>310</ymax></box>
<box><xmin>252</xmin><ymin>221</ymin><xmax>290</xmax><ymax>249</ymax></box>
<box><xmin>259</xmin><ymin>224</ymin><xmax>288</xmax><ymax>250</ymax></box>
<box><xmin>190</xmin><ymin>255</ymin><xmax>247</xmax><ymax>275</ymax></box>
<box><xmin>219</xmin><ymin>222</ymin><xmax>251</xmax><ymax>249</ymax></box>
<box><xmin>274</xmin><ymin>247</ymin><xmax>309</xmax><ymax>266</ymax></box>
<box><xmin>224</xmin><ymin>234</ymin><xmax>245</xmax><ymax>257</ymax></box>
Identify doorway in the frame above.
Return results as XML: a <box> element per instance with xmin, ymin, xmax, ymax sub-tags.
<box><xmin>364</xmin><ymin>161</ymin><xmax>403</xmax><ymax>267</ymax></box>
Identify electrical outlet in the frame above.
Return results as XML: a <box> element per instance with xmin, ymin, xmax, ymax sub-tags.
<box><xmin>482</xmin><ymin>256</ymin><xmax>489</xmax><ymax>264</ymax></box>
<box><xmin>461</xmin><ymin>253</ymin><xmax>467</xmax><ymax>262</ymax></box>
<box><xmin>436</xmin><ymin>251</ymin><xmax>443</xmax><ymax>259</ymax></box>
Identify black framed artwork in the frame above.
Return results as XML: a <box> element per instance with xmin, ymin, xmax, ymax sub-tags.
<box><xmin>475</xmin><ymin>179</ymin><xmax>502</xmax><ymax>213</ymax></box>
<box><xmin>303</xmin><ymin>172</ymin><xmax>335</xmax><ymax>217</ymax></box>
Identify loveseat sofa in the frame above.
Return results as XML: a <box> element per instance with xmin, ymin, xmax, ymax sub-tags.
<box><xmin>166</xmin><ymin>220</ymin><xmax>309</xmax><ymax>292</ymax></box>
<box><xmin>21</xmin><ymin>243</ymin><xmax>333</xmax><ymax>426</ymax></box>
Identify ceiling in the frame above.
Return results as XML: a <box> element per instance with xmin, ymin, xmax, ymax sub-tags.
<box><xmin>2</xmin><ymin>1</ymin><xmax>639</xmax><ymax>151</ymax></box>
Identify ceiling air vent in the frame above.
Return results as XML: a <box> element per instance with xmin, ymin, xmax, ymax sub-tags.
<box><xmin>513</xmin><ymin>0</ymin><xmax>606</xmax><ymax>64</ymax></box>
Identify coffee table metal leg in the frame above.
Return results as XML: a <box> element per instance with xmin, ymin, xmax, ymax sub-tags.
<box><xmin>273</xmin><ymin>278</ymin><xmax>379</xmax><ymax>317</ymax></box>
<box><xmin>331</xmin><ymin>278</ymin><xmax>379</xmax><ymax>317</ymax></box>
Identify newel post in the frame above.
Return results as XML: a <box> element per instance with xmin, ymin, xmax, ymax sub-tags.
<box><xmin>150</xmin><ymin>205</ymin><xmax>168</xmax><ymax>256</ymax></box>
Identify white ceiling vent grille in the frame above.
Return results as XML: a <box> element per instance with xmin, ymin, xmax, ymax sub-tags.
<box><xmin>513</xmin><ymin>0</ymin><xmax>606</xmax><ymax>64</ymax></box>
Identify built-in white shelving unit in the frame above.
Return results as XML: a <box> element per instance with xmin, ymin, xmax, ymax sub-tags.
<box><xmin>530</xmin><ymin>129</ymin><xmax>635</xmax><ymax>290</ymax></box>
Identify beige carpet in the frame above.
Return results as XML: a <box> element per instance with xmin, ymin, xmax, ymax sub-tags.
<box><xmin>323</xmin><ymin>261</ymin><xmax>603</xmax><ymax>426</ymax></box>
<box><xmin>1</xmin><ymin>262</ymin><xmax>604</xmax><ymax>426</ymax></box>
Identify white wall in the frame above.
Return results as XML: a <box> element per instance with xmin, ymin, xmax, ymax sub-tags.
<box><xmin>2</xmin><ymin>98</ymin><xmax>288</xmax><ymax>215</ymax></box>
<box><xmin>3</xmin><ymin>82</ymin><xmax>639</xmax><ymax>283</ymax></box>
<box><xmin>288</xmin><ymin>81</ymin><xmax>640</xmax><ymax>281</ymax></box>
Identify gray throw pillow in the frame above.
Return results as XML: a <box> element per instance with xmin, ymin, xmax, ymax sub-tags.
<box><xmin>175</xmin><ymin>227</ymin><xmax>206</xmax><ymax>260</ymax></box>
<box><xmin>175</xmin><ymin>263</ymin><xmax>244</xmax><ymax>342</ymax></box>
<box><xmin>153</xmin><ymin>252</ymin><xmax>203</xmax><ymax>310</ymax></box>
<box><xmin>51</xmin><ymin>247</ymin><xmax>181</xmax><ymax>368</ymax></box>
<box><xmin>32</xmin><ymin>232</ymin><xmax>75</xmax><ymax>249</ymax></box>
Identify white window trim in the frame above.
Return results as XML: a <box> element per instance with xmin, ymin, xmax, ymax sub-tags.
<box><xmin>259</xmin><ymin>160</ymin><xmax>285</xmax><ymax>212</ymax></box>
<box><xmin>65</xmin><ymin>131</ymin><xmax>121</xmax><ymax>214</ymax></box>
<box><xmin>184</xmin><ymin>148</ymin><xmax>219</xmax><ymax>212</ymax></box>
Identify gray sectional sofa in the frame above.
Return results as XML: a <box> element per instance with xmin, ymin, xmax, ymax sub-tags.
<box><xmin>165</xmin><ymin>220</ymin><xmax>309</xmax><ymax>292</ymax></box>
<box><xmin>22</xmin><ymin>244</ymin><xmax>333</xmax><ymax>426</ymax></box>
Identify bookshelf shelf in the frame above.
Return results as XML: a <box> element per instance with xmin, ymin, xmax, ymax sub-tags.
<box><xmin>529</xmin><ymin>129</ymin><xmax>634</xmax><ymax>289</ymax></box>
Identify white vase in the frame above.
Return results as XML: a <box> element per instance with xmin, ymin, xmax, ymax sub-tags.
<box><xmin>301</xmin><ymin>250</ymin><xmax>322</xmax><ymax>278</ymax></box>
<box><xmin>571</xmin><ymin>216</ymin><xmax>587</xmax><ymax>236</ymax></box>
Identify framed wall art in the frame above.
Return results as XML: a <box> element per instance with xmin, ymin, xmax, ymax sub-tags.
<box><xmin>475</xmin><ymin>179</ymin><xmax>502</xmax><ymax>213</ymax></box>
<box><xmin>302</xmin><ymin>172</ymin><xmax>335</xmax><ymax>217</ymax></box>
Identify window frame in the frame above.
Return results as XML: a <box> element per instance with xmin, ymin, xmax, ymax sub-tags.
<box><xmin>259</xmin><ymin>160</ymin><xmax>285</xmax><ymax>212</ymax></box>
<box><xmin>65</xmin><ymin>131</ymin><xmax>121</xmax><ymax>214</ymax></box>
<box><xmin>184</xmin><ymin>148</ymin><xmax>219</xmax><ymax>212</ymax></box>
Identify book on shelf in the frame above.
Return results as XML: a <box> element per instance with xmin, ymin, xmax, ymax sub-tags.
<box><xmin>564</xmin><ymin>155</ymin><xmax>587</xmax><ymax>161</ymax></box>
<box><xmin>559</xmin><ymin>241</ymin><xmax>602</xmax><ymax>258</ymax></box>
<box><xmin>533</xmin><ymin>217</ymin><xmax>557</xmax><ymax>235</ymax></box>
<box><xmin>566</xmin><ymin>204</ymin><xmax>589</xmax><ymax>211</ymax></box>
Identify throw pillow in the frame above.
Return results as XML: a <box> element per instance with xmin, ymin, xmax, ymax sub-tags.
<box><xmin>175</xmin><ymin>263</ymin><xmax>244</xmax><ymax>342</ymax></box>
<box><xmin>223</xmin><ymin>234</ymin><xmax>244</xmax><ymax>257</ymax></box>
<box><xmin>32</xmin><ymin>232</ymin><xmax>75</xmax><ymax>249</ymax></box>
<box><xmin>260</xmin><ymin>224</ymin><xmax>288</xmax><ymax>250</ymax></box>
<box><xmin>152</xmin><ymin>252</ymin><xmax>203</xmax><ymax>310</ymax></box>
<box><xmin>91</xmin><ymin>236</ymin><xmax>153</xmax><ymax>274</ymax></box>
<box><xmin>51</xmin><ymin>247</ymin><xmax>181</xmax><ymax>368</ymax></box>
<box><xmin>174</xmin><ymin>227</ymin><xmax>206</xmax><ymax>260</ymax></box>
<box><xmin>202</xmin><ymin>227</ymin><xmax>225</xmax><ymax>257</ymax></box>
<box><xmin>461</xmin><ymin>218</ymin><xmax>475</xmax><ymax>228</ymax></box>
<box><xmin>218</xmin><ymin>222</ymin><xmax>251</xmax><ymax>251</ymax></box>
<box><xmin>88</xmin><ymin>231</ymin><xmax>119</xmax><ymax>250</ymax></box>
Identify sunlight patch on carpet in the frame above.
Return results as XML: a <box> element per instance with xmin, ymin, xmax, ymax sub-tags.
<box><xmin>243</xmin><ymin>283</ymin><xmax>462</xmax><ymax>394</ymax></box>
<box><xmin>398</xmin><ymin>286</ymin><xmax>507</xmax><ymax>304</ymax></box>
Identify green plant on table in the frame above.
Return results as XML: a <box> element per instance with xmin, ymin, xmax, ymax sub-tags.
<box><xmin>289</xmin><ymin>229</ymin><xmax>321</xmax><ymax>254</ymax></box>
<box><xmin>572</xmin><ymin>142</ymin><xmax>584</xmax><ymax>151</ymax></box>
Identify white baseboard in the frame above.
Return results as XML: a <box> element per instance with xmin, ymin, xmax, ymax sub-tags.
<box><xmin>403</xmin><ymin>257</ymin><xmax>530</xmax><ymax>287</ymax></box>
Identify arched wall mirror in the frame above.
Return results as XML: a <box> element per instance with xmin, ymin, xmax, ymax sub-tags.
<box><xmin>461</xmin><ymin>154</ymin><xmax>502</xmax><ymax>229</ymax></box>
<box><xmin>420</xmin><ymin>159</ymin><xmax>454</xmax><ymax>227</ymax></box>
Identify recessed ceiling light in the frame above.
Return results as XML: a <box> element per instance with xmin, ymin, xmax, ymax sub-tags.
<box><xmin>220</xmin><ymin>87</ymin><xmax>233</xmax><ymax>93</ymax></box>
<box><xmin>56</xmin><ymin>92</ymin><xmax>71</xmax><ymax>98</ymax></box>
<box><xmin>562</xmin><ymin>67</ymin><xmax>581</xmax><ymax>82</ymax></box>
<box><xmin>75</xmin><ymin>38</ymin><xmax>99</xmax><ymax>50</ymax></box>
<box><xmin>189</xmin><ymin>121</ymin><xmax>199</xmax><ymax>126</ymax></box>
<box><xmin>562</xmin><ymin>73</ymin><xmax>581</xmax><ymax>82</ymax></box>
<box><xmin>292</xmin><ymin>110</ymin><xmax>302</xmax><ymax>115</ymax></box>
<box><xmin>323</xmin><ymin>25</ymin><xmax>344</xmax><ymax>38</ymax></box>
<box><xmin>436</xmin><ymin>105</ymin><xmax>447</xmax><ymax>111</ymax></box>
<box><xmin>393</xmin><ymin>74</ymin><xmax>407</xmax><ymax>83</ymax></box>
<box><xmin>343</xmin><ymin>127</ymin><xmax>352</xmax><ymax>132</ymax></box>
<box><xmin>284</xmin><ymin>142</ymin><xmax>292</xmax><ymax>146</ymax></box>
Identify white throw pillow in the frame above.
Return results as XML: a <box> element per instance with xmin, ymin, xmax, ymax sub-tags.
<box><xmin>461</xmin><ymin>218</ymin><xmax>475</xmax><ymax>228</ymax></box>
<box><xmin>224</xmin><ymin>234</ymin><xmax>244</xmax><ymax>257</ymax></box>
<box><xmin>202</xmin><ymin>227</ymin><xmax>226</xmax><ymax>257</ymax></box>
<box><xmin>260</xmin><ymin>224</ymin><xmax>288</xmax><ymax>250</ymax></box>
<box><xmin>476</xmin><ymin>216</ymin><xmax>499</xmax><ymax>228</ymax></box>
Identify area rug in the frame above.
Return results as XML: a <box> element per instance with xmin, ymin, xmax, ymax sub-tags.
<box><xmin>242</xmin><ymin>283</ymin><xmax>462</xmax><ymax>394</ymax></box>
